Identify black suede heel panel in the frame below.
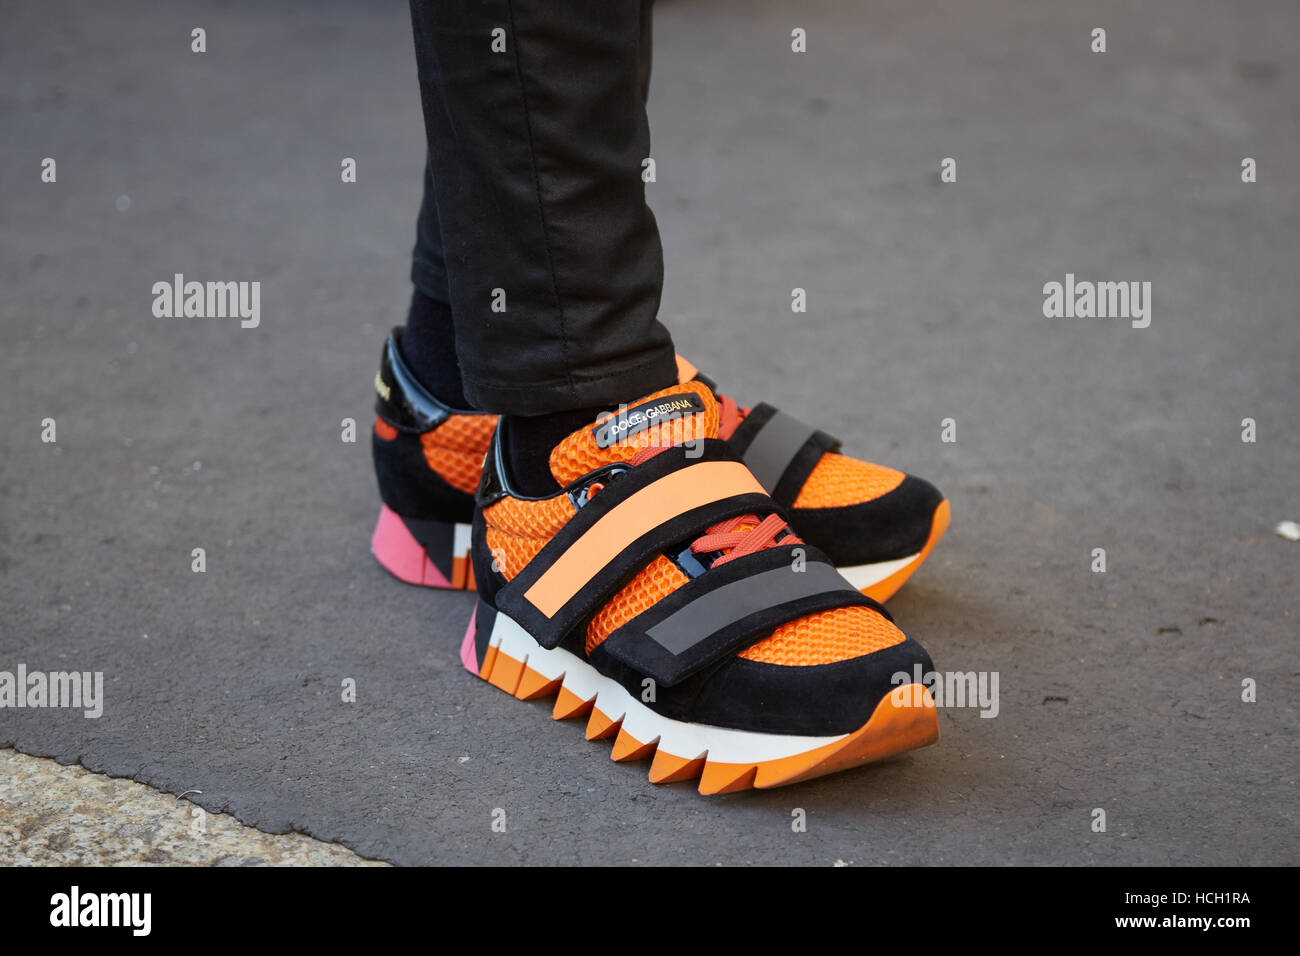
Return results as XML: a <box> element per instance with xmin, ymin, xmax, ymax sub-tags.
<box><xmin>371</xmin><ymin>428</ymin><xmax>476</xmax><ymax>524</ymax></box>
<box><xmin>470</xmin><ymin>506</ymin><xmax>505</xmax><ymax>608</ymax></box>
<box><xmin>472</xmin><ymin>597</ymin><xmax>498</xmax><ymax>670</ymax></box>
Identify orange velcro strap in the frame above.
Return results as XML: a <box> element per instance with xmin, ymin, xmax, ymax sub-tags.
<box><xmin>492</xmin><ymin>441</ymin><xmax>781</xmax><ymax>652</ymax></box>
<box><xmin>525</xmin><ymin>460</ymin><xmax>763</xmax><ymax>617</ymax></box>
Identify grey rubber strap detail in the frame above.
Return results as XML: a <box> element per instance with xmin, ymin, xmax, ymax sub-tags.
<box><xmin>739</xmin><ymin>410</ymin><xmax>819</xmax><ymax>494</ymax></box>
<box><xmin>646</xmin><ymin>560</ymin><xmax>853</xmax><ymax>655</ymax></box>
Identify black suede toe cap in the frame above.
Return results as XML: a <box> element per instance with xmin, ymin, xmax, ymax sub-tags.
<box><xmin>792</xmin><ymin>473</ymin><xmax>944</xmax><ymax>568</ymax></box>
<box><xmin>667</xmin><ymin>636</ymin><xmax>935</xmax><ymax>737</ymax></box>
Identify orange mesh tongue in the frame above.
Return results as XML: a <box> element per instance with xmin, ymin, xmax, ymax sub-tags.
<box><xmin>548</xmin><ymin>380</ymin><xmax>720</xmax><ymax>486</ymax></box>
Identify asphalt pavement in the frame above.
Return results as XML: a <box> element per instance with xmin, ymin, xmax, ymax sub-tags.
<box><xmin>1</xmin><ymin>0</ymin><xmax>1296</xmax><ymax>865</ymax></box>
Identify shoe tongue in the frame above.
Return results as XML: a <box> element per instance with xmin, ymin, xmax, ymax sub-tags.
<box><xmin>549</xmin><ymin>380</ymin><xmax>720</xmax><ymax>486</ymax></box>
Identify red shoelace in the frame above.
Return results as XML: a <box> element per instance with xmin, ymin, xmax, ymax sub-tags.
<box><xmin>715</xmin><ymin>391</ymin><xmax>747</xmax><ymax>441</ymax></box>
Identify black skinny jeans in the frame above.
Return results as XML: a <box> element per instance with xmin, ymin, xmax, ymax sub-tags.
<box><xmin>408</xmin><ymin>0</ymin><xmax>677</xmax><ymax>415</ymax></box>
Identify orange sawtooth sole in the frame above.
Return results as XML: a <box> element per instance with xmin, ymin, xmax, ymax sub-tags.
<box><xmin>475</xmin><ymin>644</ymin><xmax>939</xmax><ymax>794</ymax></box>
<box><xmin>860</xmin><ymin>498</ymin><xmax>951</xmax><ymax>604</ymax></box>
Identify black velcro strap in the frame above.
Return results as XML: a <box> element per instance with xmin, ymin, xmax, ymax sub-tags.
<box><xmin>600</xmin><ymin>546</ymin><xmax>873</xmax><ymax>687</ymax></box>
<box><xmin>494</xmin><ymin>440</ymin><xmax>782</xmax><ymax>651</ymax></box>
<box><xmin>728</xmin><ymin>403</ymin><xmax>840</xmax><ymax>507</ymax></box>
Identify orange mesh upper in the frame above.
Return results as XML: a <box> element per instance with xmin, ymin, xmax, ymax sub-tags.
<box><xmin>740</xmin><ymin>605</ymin><xmax>904</xmax><ymax>665</ymax></box>
<box><xmin>585</xmin><ymin>555</ymin><xmax>689</xmax><ymax>654</ymax></box>
<box><xmin>549</xmin><ymin>380</ymin><xmax>719</xmax><ymax>486</ymax></box>
<box><xmin>792</xmin><ymin>453</ymin><xmax>905</xmax><ymax>509</ymax></box>
<box><xmin>420</xmin><ymin>414</ymin><xmax>498</xmax><ymax>495</ymax></box>
<box><xmin>482</xmin><ymin>494</ymin><xmax>577</xmax><ymax>580</ymax></box>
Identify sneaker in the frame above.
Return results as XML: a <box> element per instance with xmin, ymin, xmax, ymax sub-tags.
<box><xmin>370</xmin><ymin>330</ymin><xmax>947</xmax><ymax>601</ymax></box>
<box><xmin>458</xmin><ymin>379</ymin><xmax>939</xmax><ymax>792</ymax></box>
<box><xmin>370</xmin><ymin>330</ymin><xmax>495</xmax><ymax>589</ymax></box>
<box><xmin>683</xmin><ymin>356</ymin><xmax>949</xmax><ymax>602</ymax></box>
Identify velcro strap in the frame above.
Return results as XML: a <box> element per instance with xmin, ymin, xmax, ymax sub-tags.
<box><xmin>728</xmin><ymin>403</ymin><xmax>840</xmax><ymax>506</ymax></box>
<box><xmin>599</xmin><ymin>545</ymin><xmax>873</xmax><ymax>687</ymax></box>
<box><xmin>495</xmin><ymin>440</ymin><xmax>779</xmax><ymax>650</ymax></box>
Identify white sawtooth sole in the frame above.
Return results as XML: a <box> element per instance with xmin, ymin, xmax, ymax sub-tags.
<box><xmin>482</xmin><ymin>607</ymin><xmax>849</xmax><ymax>765</ymax></box>
<box><xmin>836</xmin><ymin>551</ymin><xmax>921</xmax><ymax>591</ymax></box>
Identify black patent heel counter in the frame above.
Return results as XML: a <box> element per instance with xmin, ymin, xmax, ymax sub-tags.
<box><xmin>374</xmin><ymin>327</ymin><xmax>456</xmax><ymax>432</ymax></box>
<box><xmin>370</xmin><ymin>328</ymin><xmax>476</xmax><ymax>523</ymax></box>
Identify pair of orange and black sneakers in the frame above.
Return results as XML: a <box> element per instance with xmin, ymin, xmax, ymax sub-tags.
<box><xmin>370</xmin><ymin>330</ymin><xmax>949</xmax><ymax>793</ymax></box>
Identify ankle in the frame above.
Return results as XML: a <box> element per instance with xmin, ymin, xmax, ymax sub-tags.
<box><xmin>501</xmin><ymin>408</ymin><xmax>604</xmax><ymax>496</ymax></box>
<box><xmin>400</xmin><ymin>289</ymin><xmax>470</xmax><ymax>409</ymax></box>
